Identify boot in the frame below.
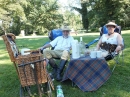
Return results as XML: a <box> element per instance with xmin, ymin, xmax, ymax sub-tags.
<box><xmin>56</xmin><ymin>59</ymin><xmax>67</xmax><ymax>81</ymax></box>
<box><xmin>49</xmin><ymin>58</ymin><xmax>57</xmax><ymax>78</ymax></box>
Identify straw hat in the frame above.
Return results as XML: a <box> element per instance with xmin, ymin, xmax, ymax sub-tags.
<box><xmin>61</xmin><ymin>26</ymin><xmax>71</xmax><ymax>31</ymax></box>
<box><xmin>106</xmin><ymin>22</ymin><xmax>117</xmax><ymax>28</ymax></box>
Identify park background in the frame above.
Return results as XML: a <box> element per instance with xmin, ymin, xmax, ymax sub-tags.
<box><xmin>0</xmin><ymin>0</ymin><xmax>130</xmax><ymax>97</ymax></box>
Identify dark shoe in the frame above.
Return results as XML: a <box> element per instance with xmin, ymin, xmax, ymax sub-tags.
<box><xmin>49</xmin><ymin>58</ymin><xmax>58</xmax><ymax>77</ymax></box>
<box><xmin>56</xmin><ymin>59</ymin><xmax>67</xmax><ymax>81</ymax></box>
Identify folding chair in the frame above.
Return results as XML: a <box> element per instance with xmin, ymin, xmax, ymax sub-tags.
<box><xmin>2</xmin><ymin>33</ymin><xmax>54</xmax><ymax>97</ymax></box>
<box><xmin>42</xmin><ymin>29</ymin><xmax>71</xmax><ymax>79</ymax></box>
<box><xmin>41</xmin><ymin>29</ymin><xmax>63</xmax><ymax>68</ymax></box>
<box><xmin>45</xmin><ymin>29</ymin><xmax>63</xmax><ymax>50</ymax></box>
<box><xmin>85</xmin><ymin>24</ymin><xmax>124</xmax><ymax>72</ymax></box>
<box><xmin>111</xmin><ymin>42</ymin><xmax>125</xmax><ymax>72</ymax></box>
<box><xmin>85</xmin><ymin>25</ymin><xmax>121</xmax><ymax>48</ymax></box>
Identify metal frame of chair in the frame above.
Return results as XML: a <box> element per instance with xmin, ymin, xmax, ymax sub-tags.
<box><xmin>42</xmin><ymin>29</ymin><xmax>63</xmax><ymax>69</ymax></box>
<box><xmin>111</xmin><ymin>46</ymin><xmax>124</xmax><ymax>72</ymax></box>
<box><xmin>85</xmin><ymin>25</ymin><xmax>121</xmax><ymax>48</ymax></box>
<box><xmin>85</xmin><ymin>25</ymin><xmax>124</xmax><ymax>72</ymax></box>
<box><xmin>2</xmin><ymin>33</ymin><xmax>54</xmax><ymax>97</ymax></box>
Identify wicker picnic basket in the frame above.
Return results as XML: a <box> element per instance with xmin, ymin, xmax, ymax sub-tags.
<box><xmin>2</xmin><ymin>34</ymin><xmax>54</xmax><ymax>90</ymax></box>
<box><xmin>15</xmin><ymin>54</ymin><xmax>48</xmax><ymax>87</ymax></box>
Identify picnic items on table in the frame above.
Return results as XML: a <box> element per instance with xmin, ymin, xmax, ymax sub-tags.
<box><xmin>72</xmin><ymin>40</ymin><xmax>80</xmax><ymax>59</ymax></box>
<box><xmin>72</xmin><ymin>37</ymin><xmax>86</xmax><ymax>59</ymax></box>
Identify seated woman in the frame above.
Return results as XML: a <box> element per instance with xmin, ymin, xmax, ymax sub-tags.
<box><xmin>96</xmin><ymin>22</ymin><xmax>124</xmax><ymax>60</ymax></box>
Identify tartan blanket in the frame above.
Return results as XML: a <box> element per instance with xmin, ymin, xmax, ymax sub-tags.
<box><xmin>62</xmin><ymin>57</ymin><xmax>111</xmax><ymax>92</ymax></box>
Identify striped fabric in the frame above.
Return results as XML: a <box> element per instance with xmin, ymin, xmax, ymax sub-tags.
<box><xmin>62</xmin><ymin>56</ymin><xmax>111</xmax><ymax>92</ymax></box>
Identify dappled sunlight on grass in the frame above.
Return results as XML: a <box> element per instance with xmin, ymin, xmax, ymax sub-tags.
<box><xmin>1</xmin><ymin>60</ymin><xmax>11</xmax><ymax>64</ymax></box>
<box><xmin>0</xmin><ymin>53</ymin><xmax>8</xmax><ymax>57</ymax></box>
<box><xmin>0</xmin><ymin>52</ymin><xmax>11</xmax><ymax>64</ymax></box>
<box><xmin>118</xmin><ymin>90</ymin><xmax>130</xmax><ymax>97</ymax></box>
<box><xmin>124</xmin><ymin>48</ymin><xmax>130</xmax><ymax>52</ymax></box>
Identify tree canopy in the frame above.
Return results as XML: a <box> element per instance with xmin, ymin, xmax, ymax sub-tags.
<box><xmin>0</xmin><ymin>0</ymin><xmax>130</xmax><ymax>35</ymax></box>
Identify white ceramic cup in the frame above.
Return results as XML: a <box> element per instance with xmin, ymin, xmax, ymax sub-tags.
<box><xmin>90</xmin><ymin>51</ymin><xmax>96</xmax><ymax>58</ymax></box>
<box><xmin>96</xmin><ymin>51</ymin><xmax>102</xmax><ymax>58</ymax></box>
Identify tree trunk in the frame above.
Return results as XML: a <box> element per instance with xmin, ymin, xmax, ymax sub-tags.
<box><xmin>81</xmin><ymin>2</ymin><xmax>89</xmax><ymax>32</ymax></box>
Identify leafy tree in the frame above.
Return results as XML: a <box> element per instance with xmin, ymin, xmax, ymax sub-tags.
<box><xmin>0</xmin><ymin>0</ymin><xmax>64</xmax><ymax>35</ymax></box>
<box><xmin>70</xmin><ymin>0</ymin><xmax>130</xmax><ymax>30</ymax></box>
<box><xmin>71</xmin><ymin>0</ymin><xmax>89</xmax><ymax>31</ymax></box>
<box><xmin>0</xmin><ymin>0</ymin><xmax>26</xmax><ymax>35</ymax></box>
<box><xmin>22</xmin><ymin>0</ymin><xmax>64</xmax><ymax>35</ymax></box>
<box><xmin>88</xmin><ymin>0</ymin><xmax>130</xmax><ymax>28</ymax></box>
<box><xmin>62</xmin><ymin>10</ymin><xmax>82</xmax><ymax>31</ymax></box>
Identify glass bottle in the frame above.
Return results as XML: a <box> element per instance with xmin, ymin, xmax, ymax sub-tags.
<box><xmin>79</xmin><ymin>37</ymin><xmax>86</xmax><ymax>57</ymax></box>
<box><xmin>57</xmin><ymin>85</ymin><xmax>64</xmax><ymax>97</ymax></box>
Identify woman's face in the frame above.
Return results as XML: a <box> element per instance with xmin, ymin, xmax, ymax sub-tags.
<box><xmin>107</xmin><ymin>25</ymin><xmax>115</xmax><ymax>34</ymax></box>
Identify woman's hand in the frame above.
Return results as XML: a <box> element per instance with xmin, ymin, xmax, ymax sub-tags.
<box><xmin>115</xmin><ymin>45</ymin><xmax>122</xmax><ymax>53</ymax></box>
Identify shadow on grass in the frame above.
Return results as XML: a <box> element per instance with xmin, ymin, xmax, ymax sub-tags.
<box><xmin>0</xmin><ymin>62</ymin><xmax>20</xmax><ymax>97</ymax></box>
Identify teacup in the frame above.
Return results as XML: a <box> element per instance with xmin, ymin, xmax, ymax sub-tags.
<box><xmin>90</xmin><ymin>51</ymin><xmax>96</xmax><ymax>58</ymax></box>
<box><xmin>96</xmin><ymin>51</ymin><xmax>102</xmax><ymax>58</ymax></box>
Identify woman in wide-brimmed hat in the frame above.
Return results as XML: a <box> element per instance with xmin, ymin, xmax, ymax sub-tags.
<box><xmin>96</xmin><ymin>22</ymin><xmax>124</xmax><ymax>60</ymax></box>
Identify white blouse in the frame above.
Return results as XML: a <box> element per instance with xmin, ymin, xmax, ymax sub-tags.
<box><xmin>101</xmin><ymin>33</ymin><xmax>118</xmax><ymax>45</ymax></box>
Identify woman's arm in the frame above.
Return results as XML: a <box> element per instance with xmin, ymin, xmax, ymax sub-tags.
<box><xmin>96</xmin><ymin>37</ymin><xmax>103</xmax><ymax>50</ymax></box>
<box><xmin>115</xmin><ymin>34</ymin><xmax>124</xmax><ymax>53</ymax></box>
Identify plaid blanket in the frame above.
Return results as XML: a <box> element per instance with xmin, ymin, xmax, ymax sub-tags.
<box><xmin>62</xmin><ymin>57</ymin><xmax>111</xmax><ymax>92</ymax></box>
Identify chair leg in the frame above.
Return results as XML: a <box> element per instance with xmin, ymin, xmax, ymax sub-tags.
<box><xmin>26</xmin><ymin>86</ymin><xmax>32</xmax><ymax>96</ymax></box>
<box><xmin>112</xmin><ymin>55</ymin><xmax>119</xmax><ymax>72</ymax></box>
<box><xmin>122</xmin><ymin>50</ymin><xmax>124</xmax><ymax>65</ymax></box>
<box><xmin>33</xmin><ymin>65</ymin><xmax>42</xmax><ymax>97</ymax></box>
<box><xmin>20</xmin><ymin>85</ymin><xmax>32</xmax><ymax>97</ymax></box>
<box><xmin>72</xmin><ymin>82</ymin><xmax>76</xmax><ymax>87</ymax></box>
<box><xmin>20</xmin><ymin>85</ymin><xmax>23</xmax><ymax>97</ymax></box>
<box><xmin>116</xmin><ymin>50</ymin><xmax>124</xmax><ymax>66</ymax></box>
<box><xmin>46</xmin><ymin>82</ymin><xmax>52</xmax><ymax>97</ymax></box>
<box><xmin>112</xmin><ymin>63</ymin><xmax>117</xmax><ymax>72</ymax></box>
<box><xmin>112</xmin><ymin>50</ymin><xmax>124</xmax><ymax>72</ymax></box>
<box><xmin>113</xmin><ymin>57</ymin><xmax>119</xmax><ymax>64</ymax></box>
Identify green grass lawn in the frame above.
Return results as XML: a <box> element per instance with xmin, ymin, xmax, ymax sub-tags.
<box><xmin>0</xmin><ymin>33</ymin><xmax>130</xmax><ymax>97</ymax></box>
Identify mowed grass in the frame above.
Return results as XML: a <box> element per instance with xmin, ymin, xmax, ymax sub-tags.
<box><xmin>0</xmin><ymin>33</ymin><xmax>130</xmax><ymax>97</ymax></box>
